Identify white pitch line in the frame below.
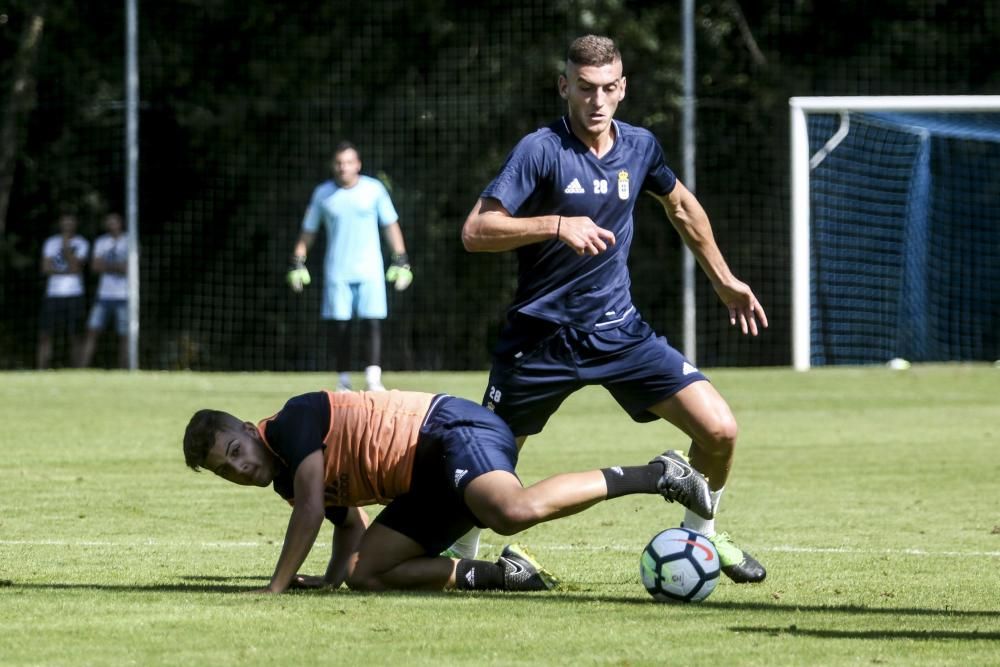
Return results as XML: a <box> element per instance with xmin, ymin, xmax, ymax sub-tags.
<box><xmin>1</xmin><ymin>539</ymin><xmax>999</xmax><ymax>558</ymax></box>
<box><xmin>765</xmin><ymin>544</ymin><xmax>1000</xmax><ymax>558</ymax></box>
<box><xmin>533</xmin><ymin>543</ymin><xmax>1000</xmax><ymax>558</ymax></box>
<box><xmin>0</xmin><ymin>539</ymin><xmax>263</xmax><ymax>548</ymax></box>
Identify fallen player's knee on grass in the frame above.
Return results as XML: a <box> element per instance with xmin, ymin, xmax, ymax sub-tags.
<box><xmin>345</xmin><ymin>571</ymin><xmax>384</xmax><ymax>592</ymax></box>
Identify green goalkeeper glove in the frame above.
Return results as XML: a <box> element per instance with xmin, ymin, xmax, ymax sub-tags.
<box><xmin>385</xmin><ymin>252</ymin><xmax>413</xmax><ymax>291</ymax></box>
<box><xmin>287</xmin><ymin>255</ymin><xmax>311</xmax><ymax>292</ymax></box>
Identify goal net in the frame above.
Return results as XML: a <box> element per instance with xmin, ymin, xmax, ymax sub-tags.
<box><xmin>790</xmin><ymin>96</ymin><xmax>1000</xmax><ymax>369</ymax></box>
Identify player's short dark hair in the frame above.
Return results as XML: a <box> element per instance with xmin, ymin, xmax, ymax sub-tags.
<box><xmin>567</xmin><ymin>35</ymin><xmax>621</xmax><ymax>67</ymax></box>
<box><xmin>333</xmin><ymin>141</ymin><xmax>359</xmax><ymax>159</ymax></box>
<box><xmin>183</xmin><ymin>409</ymin><xmax>231</xmax><ymax>471</ymax></box>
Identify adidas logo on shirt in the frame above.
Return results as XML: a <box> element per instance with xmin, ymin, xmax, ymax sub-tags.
<box><xmin>682</xmin><ymin>362</ymin><xmax>698</xmax><ymax>376</ymax></box>
<box><xmin>564</xmin><ymin>178</ymin><xmax>585</xmax><ymax>194</ymax></box>
<box><xmin>454</xmin><ymin>469</ymin><xmax>469</xmax><ymax>487</ymax></box>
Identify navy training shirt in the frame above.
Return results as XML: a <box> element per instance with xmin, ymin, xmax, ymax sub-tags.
<box><xmin>481</xmin><ymin>116</ymin><xmax>677</xmax><ymax>332</ymax></box>
<box><xmin>263</xmin><ymin>392</ymin><xmax>348</xmax><ymax>526</ymax></box>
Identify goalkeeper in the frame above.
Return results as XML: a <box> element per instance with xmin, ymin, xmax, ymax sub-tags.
<box><xmin>287</xmin><ymin>141</ymin><xmax>412</xmax><ymax>391</ymax></box>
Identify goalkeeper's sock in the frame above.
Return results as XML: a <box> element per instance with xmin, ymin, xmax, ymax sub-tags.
<box><xmin>454</xmin><ymin>559</ymin><xmax>505</xmax><ymax>590</ymax></box>
<box><xmin>682</xmin><ymin>486</ymin><xmax>724</xmax><ymax>537</ymax></box>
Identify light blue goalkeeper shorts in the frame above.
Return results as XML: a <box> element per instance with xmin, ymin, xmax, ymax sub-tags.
<box><xmin>322</xmin><ymin>279</ymin><xmax>387</xmax><ymax>320</ymax></box>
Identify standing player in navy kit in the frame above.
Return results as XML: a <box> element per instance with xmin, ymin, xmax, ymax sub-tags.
<box><xmin>461</xmin><ymin>35</ymin><xmax>769</xmax><ymax>583</ymax></box>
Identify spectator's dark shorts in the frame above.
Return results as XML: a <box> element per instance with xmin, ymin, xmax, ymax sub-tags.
<box><xmin>39</xmin><ymin>296</ymin><xmax>86</xmax><ymax>336</ymax></box>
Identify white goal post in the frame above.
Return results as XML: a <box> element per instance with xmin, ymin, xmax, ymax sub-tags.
<box><xmin>789</xmin><ymin>95</ymin><xmax>1000</xmax><ymax>371</ymax></box>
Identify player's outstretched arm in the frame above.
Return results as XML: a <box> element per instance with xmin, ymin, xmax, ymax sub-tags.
<box><xmin>253</xmin><ymin>450</ymin><xmax>326</xmax><ymax>594</ymax></box>
<box><xmin>322</xmin><ymin>506</ymin><xmax>369</xmax><ymax>588</ymax></box>
<box><xmin>289</xmin><ymin>506</ymin><xmax>369</xmax><ymax>590</ymax></box>
<box><xmin>653</xmin><ymin>184</ymin><xmax>767</xmax><ymax>336</ymax></box>
<box><xmin>713</xmin><ymin>279</ymin><xmax>768</xmax><ymax>336</ymax></box>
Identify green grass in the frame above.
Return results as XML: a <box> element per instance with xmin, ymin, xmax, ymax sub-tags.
<box><xmin>2</xmin><ymin>365</ymin><xmax>999</xmax><ymax>666</ymax></box>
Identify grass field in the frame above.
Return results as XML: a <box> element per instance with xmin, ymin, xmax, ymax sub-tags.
<box><xmin>1</xmin><ymin>365</ymin><xmax>998</xmax><ymax>666</ymax></box>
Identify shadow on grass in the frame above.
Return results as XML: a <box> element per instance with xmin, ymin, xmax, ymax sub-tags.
<box><xmin>729</xmin><ymin>626</ymin><xmax>1000</xmax><ymax>641</ymax></box>
<box><xmin>2</xmin><ymin>579</ymin><xmax>997</xmax><ymax>624</ymax></box>
<box><xmin>705</xmin><ymin>600</ymin><xmax>999</xmax><ymax>619</ymax></box>
<box><xmin>179</xmin><ymin>575</ymin><xmax>265</xmax><ymax>582</ymax></box>
<box><xmin>6</xmin><ymin>581</ymin><xmax>258</xmax><ymax>593</ymax></box>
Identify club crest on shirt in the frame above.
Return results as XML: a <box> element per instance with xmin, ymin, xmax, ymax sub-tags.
<box><xmin>617</xmin><ymin>170</ymin><xmax>630</xmax><ymax>200</ymax></box>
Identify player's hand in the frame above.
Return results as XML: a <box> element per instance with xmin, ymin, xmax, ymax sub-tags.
<box><xmin>385</xmin><ymin>252</ymin><xmax>413</xmax><ymax>291</ymax></box>
<box><xmin>287</xmin><ymin>255</ymin><xmax>311</xmax><ymax>292</ymax></box>
<box><xmin>557</xmin><ymin>216</ymin><xmax>617</xmax><ymax>256</ymax></box>
<box><xmin>289</xmin><ymin>574</ymin><xmax>334</xmax><ymax>590</ymax></box>
<box><xmin>714</xmin><ymin>280</ymin><xmax>768</xmax><ymax>336</ymax></box>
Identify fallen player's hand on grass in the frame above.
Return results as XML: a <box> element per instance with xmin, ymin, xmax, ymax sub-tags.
<box><xmin>289</xmin><ymin>574</ymin><xmax>333</xmax><ymax>590</ymax></box>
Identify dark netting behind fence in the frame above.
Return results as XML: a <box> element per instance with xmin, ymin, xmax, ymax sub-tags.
<box><xmin>3</xmin><ymin>1</ymin><xmax>997</xmax><ymax>370</ymax></box>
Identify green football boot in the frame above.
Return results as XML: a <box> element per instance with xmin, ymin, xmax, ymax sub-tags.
<box><xmin>709</xmin><ymin>531</ymin><xmax>766</xmax><ymax>583</ymax></box>
<box><xmin>498</xmin><ymin>544</ymin><xmax>561</xmax><ymax>591</ymax></box>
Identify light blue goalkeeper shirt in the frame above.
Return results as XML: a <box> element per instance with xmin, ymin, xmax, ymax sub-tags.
<box><xmin>302</xmin><ymin>175</ymin><xmax>399</xmax><ymax>283</ymax></box>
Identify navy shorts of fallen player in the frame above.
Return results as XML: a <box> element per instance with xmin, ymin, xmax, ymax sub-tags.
<box><xmin>482</xmin><ymin>312</ymin><xmax>709</xmax><ymax>437</ymax></box>
<box><xmin>373</xmin><ymin>395</ymin><xmax>520</xmax><ymax>555</ymax></box>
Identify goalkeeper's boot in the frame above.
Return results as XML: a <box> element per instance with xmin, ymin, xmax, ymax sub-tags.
<box><xmin>498</xmin><ymin>544</ymin><xmax>560</xmax><ymax>591</ymax></box>
<box><xmin>650</xmin><ymin>450</ymin><xmax>714</xmax><ymax>520</ymax></box>
<box><xmin>709</xmin><ymin>531</ymin><xmax>766</xmax><ymax>583</ymax></box>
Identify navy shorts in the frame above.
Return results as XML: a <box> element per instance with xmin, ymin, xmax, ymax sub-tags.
<box><xmin>39</xmin><ymin>296</ymin><xmax>86</xmax><ymax>336</ymax></box>
<box><xmin>482</xmin><ymin>313</ymin><xmax>709</xmax><ymax>437</ymax></box>
<box><xmin>373</xmin><ymin>395</ymin><xmax>520</xmax><ymax>555</ymax></box>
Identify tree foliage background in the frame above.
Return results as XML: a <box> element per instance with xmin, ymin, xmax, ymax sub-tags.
<box><xmin>1</xmin><ymin>0</ymin><xmax>997</xmax><ymax>370</ymax></box>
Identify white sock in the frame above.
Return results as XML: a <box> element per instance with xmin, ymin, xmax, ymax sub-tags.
<box><xmin>338</xmin><ymin>372</ymin><xmax>351</xmax><ymax>388</ymax></box>
<box><xmin>364</xmin><ymin>365</ymin><xmax>383</xmax><ymax>388</ymax></box>
<box><xmin>446</xmin><ymin>527</ymin><xmax>482</xmax><ymax>559</ymax></box>
<box><xmin>683</xmin><ymin>487</ymin><xmax>725</xmax><ymax>538</ymax></box>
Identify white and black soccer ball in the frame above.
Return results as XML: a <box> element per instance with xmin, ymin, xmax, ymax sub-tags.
<box><xmin>640</xmin><ymin>527</ymin><xmax>720</xmax><ymax>603</ymax></box>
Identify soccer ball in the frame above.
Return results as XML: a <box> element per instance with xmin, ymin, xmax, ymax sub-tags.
<box><xmin>640</xmin><ymin>527</ymin><xmax>720</xmax><ymax>603</ymax></box>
